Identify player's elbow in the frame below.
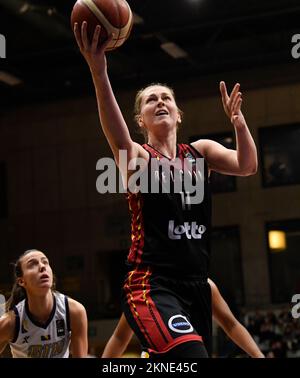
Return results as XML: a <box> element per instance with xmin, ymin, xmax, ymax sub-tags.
<box><xmin>238</xmin><ymin>149</ymin><xmax>258</xmax><ymax>176</ymax></box>
<box><xmin>221</xmin><ymin>317</ymin><xmax>238</xmax><ymax>334</ymax></box>
<box><xmin>241</xmin><ymin>161</ymin><xmax>258</xmax><ymax>176</ymax></box>
<box><xmin>246</xmin><ymin>164</ymin><xmax>257</xmax><ymax>176</ymax></box>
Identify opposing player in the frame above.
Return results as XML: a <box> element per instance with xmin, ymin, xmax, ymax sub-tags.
<box><xmin>0</xmin><ymin>249</ymin><xmax>88</xmax><ymax>358</ymax></box>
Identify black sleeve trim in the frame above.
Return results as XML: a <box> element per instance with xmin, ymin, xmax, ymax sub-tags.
<box><xmin>64</xmin><ymin>296</ymin><xmax>71</xmax><ymax>332</ymax></box>
<box><xmin>11</xmin><ymin>307</ymin><xmax>20</xmax><ymax>343</ymax></box>
<box><xmin>188</xmin><ymin>143</ymin><xmax>205</xmax><ymax>159</ymax></box>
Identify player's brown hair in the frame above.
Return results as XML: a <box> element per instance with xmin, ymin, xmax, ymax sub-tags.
<box><xmin>5</xmin><ymin>249</ymin><xmax>56</xmax><ymax>311</ymax></box>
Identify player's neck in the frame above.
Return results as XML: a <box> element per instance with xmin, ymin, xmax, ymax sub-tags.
<box><xmin>148</xmin><ymin>133</ymin><xmax>177</xmax><ymax>160</ymax></box>
<box><xmin>27</xmin><ymin>291</ymin><xmax>54</xmax><ymax>324</ymax></box>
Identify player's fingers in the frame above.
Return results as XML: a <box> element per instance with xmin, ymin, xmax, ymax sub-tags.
<box><xmin>220</xmin><ymin>81</ymin><xmax>229</xmax><ymax>104</ymax></box>
<box><xmin>233</xmin><ymin>98</ymin><xmax>242</xmax><ymax>114</ymax></box>
<box><xmin>229</xmin><ymin>83</ymin><xmax>240</xmax><ymax>98</ymax></box>
<box><xmin>100</xmin><ymin>32</ymin><xmax>114</xmax><ymax>53</ymax></box>
<box><xmin>81</xmin><ymin>21</ymin><xmax>90</xmax><ymax>50</ymax></box>
<box><xmin>228</xmin><ymin>84</ymin><xmax>240</xmax><ymax>109</ymax></box>
<box><xmin>91</xmin><ymin>25</ymin><xmax>101</xmax><ymax>52</ymax></box>
<box><xmin>73</xmin><ymin>22</ymin><xmax>83</xmax><ymax>50</ymax></box>
<box><xmin>228</xmin><ymin>83</ymin><xmax>240</xmax><ymax>108</ymax></box>
<box><xmin>231</xmin><ymin>92</ymin><xmax>241</xmax><ymax>112</ymax></box>
<box><xmin>220</xmin><ymin>81</ymin><xmax>230</xmax><ymax>115</ymax></box>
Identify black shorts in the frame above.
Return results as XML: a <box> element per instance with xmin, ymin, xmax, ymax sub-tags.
<box><xmin>122</xmin><ymin>266</ymin><xmax>212</xmax><ymax>356</ymax></box>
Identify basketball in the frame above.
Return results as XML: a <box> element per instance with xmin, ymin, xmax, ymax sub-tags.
<box><xmin>71</xmin><ymin>0</ymin><xmax>133</xmax><ymax>51</ymax></box>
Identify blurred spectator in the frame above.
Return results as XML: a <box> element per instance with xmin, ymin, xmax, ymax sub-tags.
<box><xmin>215</xmin><ymin>306</ymin><xmax>300</xmax><ymax>358</ymax></box>
<box><xmin>242</xmin><ymin>308</ymin><xmax>300</xmax><ymax>358</ymax></box>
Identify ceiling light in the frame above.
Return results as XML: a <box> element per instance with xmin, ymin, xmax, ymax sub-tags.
<box><xmin>160</xmin><ymin>42</ymin><xmax>188</xmax><ymax>59</ymax></box>
<box><xmin>19</xmin><ymin>3</ymin><xmax>30</xmax><ymax>14</ymax></box>
<box><xmin>132</xmin><ymin>12</ymin><xmax>144</xmax><ymax>25</ymax></box>
<box><xmin>0</xmin><ymin>71</ymin><xmax>23</xmax><ymax>86</ymax></box>
<box><xmin>47</xmin><ymin>8</ymin><xmax>55</xmax><ymax>16</ymax></box>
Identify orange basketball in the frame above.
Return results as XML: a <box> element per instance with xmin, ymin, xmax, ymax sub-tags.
<box><xmin>71</xmin><ymin>0</ymin><xmax>133</xmax><ymax>51</ymax></box>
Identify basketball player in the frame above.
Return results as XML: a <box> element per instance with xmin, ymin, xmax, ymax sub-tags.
<box><xmin>73</xmin><ymin>23</ymin><xmax>257</xmax><ymax>358</ymax></box>
<box><xmin>102</xmin><ymin>279</ymin><xmax>264</xmax><ymax>358</ymax></box>
<box><xmin>0</xmin><ymin>249</ymin><xmax>88</xmax><ymax>358</ymax></box>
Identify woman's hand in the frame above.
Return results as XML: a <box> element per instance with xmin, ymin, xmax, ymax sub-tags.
<box><xmin>220</xmin><ymin>81</ymin><xmax>246</xmax><ymax>130</ymax></box>
<box><xmin>73</xmin><ymin>21</ymin><xmax>113</xmax><ymax>77</ymax></box>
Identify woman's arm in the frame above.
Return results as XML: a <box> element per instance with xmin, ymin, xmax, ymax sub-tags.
<box><xmin>73</xmin><ymin>23</ymin><xmax>148</xmax><ymax>167</ymax></box>
<box><xmin>0</xmin><ymin>311</ymin><xmax>15</xmax><ymax>354</ymax></box>
<box><xmin>192</xmin><ymin>82</ymin><xmax>257</xmax><ymax>176</ymax></box>
<box><xmin>209</xmin><ymin>279</ymin><xmax>264</xmax><ymax>358</ymax></box>
<box><xmin>102</xmin><ymin>313</ymin><xmax>134</xmax><ymax>358</ymax></box>
<box><xmin>68</xmin><ymin>298</ymin><xmax>88</xmax><ymax>357</ymax></box>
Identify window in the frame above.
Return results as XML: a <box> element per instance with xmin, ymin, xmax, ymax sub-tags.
<box><xmin>189</xmin><ymin>132</ymin><xmax>236</xmax><ymax>194</ymax></box>
<box><xmin>0</xmin><ymin>162</ymin><xmax>7</xmax><ymax>218</ymax></box>
<box><xmin>266</xmin><ymin>219</ymin><xmax>300</xmax><ymax>303</ymax></box>
<box><xmin>210</xmin><ymin>226</ymin><xmax>244</xmax><ymax>307</ymax></box>
<box><xmin>259</xmin><ymin>123</ymin><xmax>300</xmax><ymax>187</ymax></box>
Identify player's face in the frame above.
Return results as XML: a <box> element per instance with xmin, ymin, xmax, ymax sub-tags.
<box><xmin>139</xmin><ymin>86</ymin><xmax>181</xmax><ymax>133</ymax></box>
<box><xmin>18</xmin><ymin>251</ymin><xmax>53</xmax><ymax>294</ymax></box>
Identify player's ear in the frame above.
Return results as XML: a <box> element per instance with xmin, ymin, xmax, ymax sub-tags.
<box><xmin>177</xmin><ymin>110</ymin><xmax>182</xmax><ymax>124</ymax></box>
<box><xmin>17</xmin><ymin>277</ymin><xmax>25</xmax><ymax>287</ymax></box>
<box><xmin>138</xmin><ymin>115</ymin><xmax>144</xmax><ymax>128</ymax></box>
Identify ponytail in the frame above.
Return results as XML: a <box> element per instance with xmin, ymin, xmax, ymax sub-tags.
<box><xmin>5</xmin><ymin>282</ymin><xmax>27</xmax><ymax>312</ymax></box>
<box><xmin>5</xmin><ymin>249</ymin><xmax>35</xmax><ymax>312</ymax></box>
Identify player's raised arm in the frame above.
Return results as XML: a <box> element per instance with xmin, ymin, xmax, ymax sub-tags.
<box><xmin>71</xmin><ymin>0</ymin><xmax>139</xmax><ymax>164</ymax></box>
<box><xmin>192</xmin><ymin>82</ymin><xmax>257</xmax><ymax>176</ymax></box>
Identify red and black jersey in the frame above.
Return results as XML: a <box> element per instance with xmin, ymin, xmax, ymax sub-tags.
<box><xmin>126</xmin><ymin>143</ymin><xmax>211</xmax><ymax>279</ymax></box>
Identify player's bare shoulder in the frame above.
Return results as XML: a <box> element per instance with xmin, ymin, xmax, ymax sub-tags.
<box><xmin>66</xmin><ymin>297</ymin><xmax>88</xmax><ymax>357</ymax></box>
<box><xmin>67</xmin><ymin>296</ymin><xmax>88</xmax><ymax>347</ymax></box>
<box><xmin>67</xmin><ymin>297</ymin><xmax>87</xmax><ymax>321</ymax></box>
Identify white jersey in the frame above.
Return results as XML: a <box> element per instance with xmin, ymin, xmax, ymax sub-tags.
<box><xmin>10</xmin><ymin>292</ymin><xmax>71</xmax><ymax>358</ymax></box>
